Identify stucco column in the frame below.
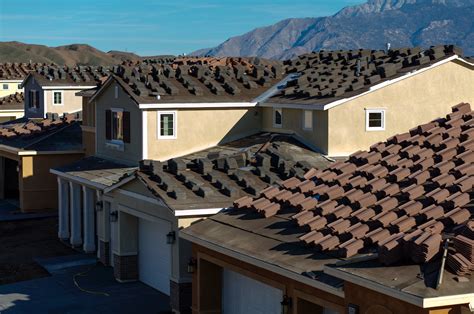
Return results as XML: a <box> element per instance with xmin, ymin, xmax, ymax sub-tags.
<box><xmin>69</xmin><ymin>182</ymin><xmax>83</xmax><ymax>247</ymax></box>
<box><xmin>83</xmin><ymin>186</ymin><xmax>96</xmax><ymax>253</ymax></box>
<box><xmin>57</xmin><ymin>177</ymin><xmax>70</xmax><ymax>240</ymax></box>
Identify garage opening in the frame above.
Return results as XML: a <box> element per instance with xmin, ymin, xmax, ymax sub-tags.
<box><xmin>138</xmin><ymin>218</ymin><xmax>172</xmax><ymax>295</ymax></box>
<box><xmin>222</xmin><ymin>269</ymin><xmax>283</xmax><ymax>314</ymax></box>
<box><xmin>3</xmin><ymin>158</ymin><xmax>19</xmax><ymax>202</ymax></box>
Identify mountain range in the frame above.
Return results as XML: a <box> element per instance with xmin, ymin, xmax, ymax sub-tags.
<box><xmin>0</xmin><ymin>41</ymin><xmax>170</xmax><ymax>66</ymax></box>
<box><xmin>192</xmin><ymin>0</ymin><xmax>474</xmax><ymax>59</ymax></box>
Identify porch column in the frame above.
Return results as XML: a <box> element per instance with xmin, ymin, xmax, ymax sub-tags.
<box><xmin>57</xmin><ymin>177</ymin><xmax>70</xmax><ymax>240</ymax></box>
<box><xmin>69</xmin><ymin>182</ymin><xmax>83</xmax><ymax>247</ymax></box>
<box><xmin>83</xmin><ymin>186</ymin><xmax>96</xmax><ymax>253</ymax></box>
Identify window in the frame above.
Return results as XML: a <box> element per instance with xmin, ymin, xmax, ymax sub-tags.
<box><xmin>365</xmin><ymin>109</ymin><xmax>385</xmax><ymax>131</ymax></box>
<box><xmin>2</xmin><ymin>84</ymin><xmax>8</xmax><ymax>90</ymax></box>
<box><xmin>112</xmin><ymin>109</ymin><xmax>124</xmax><ymax>141</ymax></box>
<box><xmin>273</xmin><ymin>108</ymin><xmax>282</xmax><ymax>128</ymax></box>
<box><xmin>158</xmin><ymin>111</ymin><xmax>177</xmax><ymax>139</ymax></box>
<box><xmin>18</xmin><ymin>84</ymin><xmax>22</xmax><ymax>89</ymax></box>
<box><xmin>303</xmin><ymin>110</ymin><xmax>313</xmax><ymax>130</ymax></box>
<box><xmin>53</xmin><ymin>91</ymin><xmax>63</xmax><ymax>105</ymax></box>
<box><xmin>28</xmin><ymin>90</ymin><xmax>40</xmax><ymax>108</ymax></box>
<box><xmin>114</xmin><ymin>86</ymin><xmax>119</xmax><ymax>99</ymax></box>
<box><xmin>105</xmin><ymin>108</ymin><xmax>131</xmax><ymax>144</ymax></box>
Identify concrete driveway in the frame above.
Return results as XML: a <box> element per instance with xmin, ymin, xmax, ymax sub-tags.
<box><xmin>0</xmin><ymin>263</ymin><xmax>171</xmax><ymax>314</ymax></box>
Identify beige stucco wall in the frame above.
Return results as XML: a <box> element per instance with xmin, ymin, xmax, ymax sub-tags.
<box><xmin>0</xmin><ymin>80</ymin><xmax>23</xmax><ymax>98</ymax></box>
<box><xmin>43</xmin><ymin>89</ymin><xmax>83</xmax><ymax>116</ymax></box>
<box><xmin>146</xmin><ymin>107</ymin><xmax>261</xmax><ymax>161</ymax></box>
<box><xmin>327</xmin><ymin>60</ymin><xmax>474</xmax><ymax>156</ymax></box>
<box><xmin>19</xmin><ymin>152</ymin><xmax>84</xmax><ymax>212</ymax></box>
<box><xmin>95</xmin><ymin>81</ymin><xmax>143</xmax><ymax>165</ymax></box>
<box><xmin>261</xmin><ymin>107</ymin><xmax>329</xmax><ymax>153</ymax></box>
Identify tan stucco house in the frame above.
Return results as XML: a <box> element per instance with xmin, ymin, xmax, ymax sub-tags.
<box><xmin>181</xmin><ymin>103</ymin><xmax>473</xmax><ymax>314</ymax></box>
<box><xmin>50</xmin><ymin>47</ymin><xmax>474</xmax><ymax>313</ymax></box>
<box><xmin>21</xmin><ymin>66</ymin><xmax>108</xmax><ymax>119</ymax></box>
<box><xmin>261</xmin><ymin>46</ymin><xmax>474</xmax><ymax>157</ymax></box>
<box><xmin>0</xmin><ymin>114</ymin><xmax>83</xmax><ymax>212</ymax></box>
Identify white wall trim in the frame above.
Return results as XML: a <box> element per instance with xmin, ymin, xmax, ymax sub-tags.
<box><xmin>175</xmin><ymin>208</ymin><xmax>225</xmax><ymax>217</ymax></box>
<box><xmin>118</xmin><ymin>203</ymin><xmax>173</xmax><ymax>225</ymax></box>
<box><xmin>0</xmin><ymin>79</ymin><xmax>23</xmax><ymax>83</ymax></box>
<box><xmin>142</xmin><ymin>110</ymin><xmax>148</xmax><ymax>160</ymax></box>
<box><xmin>180</xmin><ymin>231</ymin><xmax>345</xmax><ymax>298</ymax></box>
<box><xmin>103</xmin><ymin>175</ymin><xmax>136</xmax><ymax>194</ymax></box>
<box><xmin>43</xmin><ymin>86</ymin><xmax>96</xmax><ymax>90</ymax></box>
<box><xmin>323</xmin><ymin>266</ymin><xmax>474</xmax><ymax>308</ymax></box>
<box><xmin>138</xmin><ymin>102</ymin><xmax>257</xmax><ymax>109</ymax></box>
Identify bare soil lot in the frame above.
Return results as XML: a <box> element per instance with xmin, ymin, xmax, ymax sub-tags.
<box><xmin>0</xmin><ymin>217</ymin><xmax>76</xmax><ymax>285</ymax></box>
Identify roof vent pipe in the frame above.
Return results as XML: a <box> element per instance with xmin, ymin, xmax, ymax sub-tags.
<box><xmin>356</xmin><ymin>59</ymin><xmax>361</xmax><ymax>77</ymax></box>
<box><xmin>386</xmin><ymin>42</ymin><xmax>391</xmax><ymax>52</ymax></box>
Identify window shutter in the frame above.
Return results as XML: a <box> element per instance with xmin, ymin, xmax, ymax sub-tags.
<box><xmin>123</xmin><ymin>111</ymin><xmax>131</xmax><ymax>143</ymax></box>
<box><xmin>105</xmin><ymin>110</ymin><xmax>112</xmax><ymax>140</ymax></box>
<box><xmin>35</xmin><ymin>91</ymin><xmax>40</xmax><ymax>108</ymax></box>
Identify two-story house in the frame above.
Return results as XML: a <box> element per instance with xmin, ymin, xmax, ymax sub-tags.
<box><xmin>0</xmin><ymin>63</ymin><xmax>43</xmax><ymax>120</ymax></box>
<box><xmin>182</xmin><ymin>102</ymin><xmax>473</xmax><ymax>314</ymax></box>
<box><xmin>51</xmin><ymin>47</ymin><xmax>474</xmax><ymax>313</ymax></box>
<box><xmin>21</xmin><ymin>65</ymin><xmax>109</xmax><ymax>119</ymax></box>
<box><xmin>261</xmin><ymin>45</ymin><xmax>474</xmax><ymax>157</ymax></box>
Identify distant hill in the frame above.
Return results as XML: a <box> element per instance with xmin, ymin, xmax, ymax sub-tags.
<box><xmin>0</xmin><ymin>41</ymin><xmax>172</xmax><ymax>66</ymax></box>
<box><xmin>191</xmin><ymin>0</ymin><xmax>474</xmax><ymax>60</ymax></box>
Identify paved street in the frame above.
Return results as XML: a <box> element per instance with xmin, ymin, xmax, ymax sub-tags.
<box><xmin>0</xmin><ymin>262</ymin><xmax>171</xmax><ymax>314</ymax></box>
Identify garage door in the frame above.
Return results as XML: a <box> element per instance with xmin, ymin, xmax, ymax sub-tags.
<box><xmin>222</xmin><ymin>268</ymin><xmax>282</xmax><ymax>314</ymax></box>
<box><xmin>138</xmin><ymin>218</ymin><xmax>171</xmax><ymax>295</ymax></box>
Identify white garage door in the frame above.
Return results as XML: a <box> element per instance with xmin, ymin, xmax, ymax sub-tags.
<box><xmin>138</xmin><ymin>218</ymin><xmax>172</xmax><ymax>295</ymax></box>
<box><xmin>222</xmin><ymin>269</ymin><xmax>282</xmax><ymax>314</ymax></box>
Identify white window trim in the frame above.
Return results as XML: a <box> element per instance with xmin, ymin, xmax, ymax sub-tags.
<box><xmin>303</xmin><ymin>110</ymin><xmax>313</xmax><ymax>131</ymax></box>
<box><xmin>273</xmin><ymin>108</ymin><xmax>282</xmax><ymax>128</ymax></box>
<box><xmin>157</xmin><ymin>111</ymin><xmax>177</xmax><ymax>139</ymax></box>
<box><xmin>365</xmin><ymin>108</ymin><xmax>386</xmax><ymax>131</ymax></box>
<box><xmin>52</xmin><ymin>90</ymin><xmax>64</xmax><ymax>106</ymax></box>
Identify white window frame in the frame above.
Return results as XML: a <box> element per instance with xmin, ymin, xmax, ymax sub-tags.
<box><xmin>303</xmin><ymin>110</ymin><xmax>313</xmax><ymax>131</ymax></box>
<box><xmin>273</xmin><ymin>108</ymin><xmax>282</xmax><ymax>128</ymax></box>
<box><xmin>365</xmin><ymin>108</ymin><xmax>386</xmax><ymax>131</ymax></box>
<box><xmin>52</xmin><ymin>90</ymin><xmax>64</xmax><ymax>106</ymax></box>
<box><xmin>157</xmin><ymin>111</ymin><xmax>177</xmax><ymax>140</ymax></box>
<box><xmin>2</xmin><ymin>84</ymin><xmax>8</xmax><ymax>90</ymax></box>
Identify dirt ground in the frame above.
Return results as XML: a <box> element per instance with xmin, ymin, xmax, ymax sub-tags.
<box><xmin>0</xmin><ymin>217</ymin><xmax>76</xmax><ymax>285</ymax></box>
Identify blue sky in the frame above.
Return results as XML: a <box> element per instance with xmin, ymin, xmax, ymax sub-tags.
<box><xmin>0</xmin><ymin>0</ymin><xmax>364</xmax><ymax>56</ymax></box>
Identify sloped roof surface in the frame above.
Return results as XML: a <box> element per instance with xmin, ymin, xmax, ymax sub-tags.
<box><xmin>268</xmin><ymin>45</ymin><xmax>465</xmax><ymax>106</ymax></box>
<box><xmin>137</xmin><ymin>133</ymin><xmax>332</xmax><ymax>211</ymax></box>
<box><xmin>0</xmin><ymin>92</ymin><xmax>24</xmax><ymax>110</ymax></box>
<box><xmin>0</xmin><ymin>62</ymin><xmax>45</xmax><ymax>80</ymax></box>
<box><xmin>53</xmin><ymin>156</ymin><xmax>136</xmax><ymax>187</ymax></box>
<box><xmin>111</xmin><ymin>57</ymin><xmax>285</xmax><ymax>103</ymax></box>
<box><xmin>183</xmin><ymin>103</ymin><xmax>473</xmax><ymax>297</ymax></box>
<box><xmin>0</xmin><ymin>113</ymin><xmax>82</xmax><ymax>150</ymax></box>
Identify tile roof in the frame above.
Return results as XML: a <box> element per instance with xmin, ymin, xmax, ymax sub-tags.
<box><xmin>0</xmin><ymin>92</ymin><xmax>24</xmax><ymax>110</ymax></box>
<box><xmin>268</xmin><ymin>45</ymin><xmax>464</xmax><ymax>106</ymax></box>
<box><xmin>137</xmin><ymin>133</ymin><xmax>332</xmax><ymax>211</ymax></box>
<box><xmin>111</xmin><ymin>57</ymin><xmax>285</xmax><ymax>103</ymax></box>
<box><xmin>0</xmin><ymin>62</ymin><xmax>45</xmax><ymax>80</ymax></box>
<box><xmin>52</xmin><ymin>156</ymin><xmax>137</xmax><ymax>188</ymax></box>
<box><xmin>29</xmin><ymin>65</ymin><xmax>111</xmax><ymax>87</ymax></box>
<box><xmin>0</xmin><ymin>113</ymin><xmax>82</xmax><ymax>150</ymax></box>
<box><xmin>233</xmin><ymin>103</ymin><xmax>473</xmax><ymax>269</ymax></box>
